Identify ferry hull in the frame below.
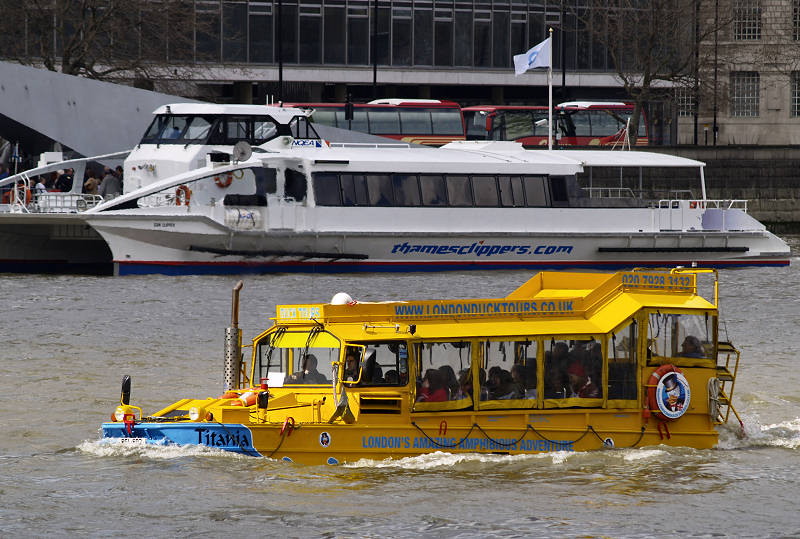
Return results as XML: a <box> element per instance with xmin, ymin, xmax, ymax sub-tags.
<box><xmin>86</xmin><ymin>213</ymin><xmax>790</xmax><ymax>275</ymax></box>
<box><xmin>101</xmin><ymin>407</ymin><xmax>719</xmax><ymax>465</ymax></box>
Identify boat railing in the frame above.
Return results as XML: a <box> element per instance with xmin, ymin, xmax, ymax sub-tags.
<box><xmin>657</xmin><ymin>198</ymin><xmax>751</xmax><ymax>232</ymax></box>
<box><xmin>328</xmin><ymin>142</ymin><xmax>411</xmax><ymax>149</ymax></box>
<box><xmin>34</xmin><ymin>192</ymin><xmax>106</xmax><ymax>213</ymax></box>
<box><xmin>582</xmin><ymin>187</ymin><xmax>637</xmax><ymax>198</ymax></box>
<box><xmin>657</xmin><ymin>199</ymin><xmax>748</xmax><ymax>212</ymax></box>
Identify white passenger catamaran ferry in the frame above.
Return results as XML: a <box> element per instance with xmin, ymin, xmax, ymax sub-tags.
<box><xmin>80</xmin><ymin>104</ymin><xmax>790</xmax><ymax>275</ymax></box>
<box><xmin>1</xmin><ymin>102</ymin><xmax>790</xmax><ymax>274</ymax></box>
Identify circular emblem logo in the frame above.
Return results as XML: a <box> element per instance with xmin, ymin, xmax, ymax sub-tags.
<box><xmin>319</xmin><ymin>432</ymin><xmax>331</xmax><ymax>448</ymax></box>
<box><xmin>655</xmin><ymin>372</ymin><xmax>691</xmax><ymax>420</ymax></box>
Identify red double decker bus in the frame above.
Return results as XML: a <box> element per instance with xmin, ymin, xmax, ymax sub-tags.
<box><xmin>462</xmin><ymin>101</ymin><xmax>648</xmax><ymax>147</ymax></box>
<box><xmin>286</xmin><ymin>99</ymin><xmax>466</xmax><ymax>147</ymax></box>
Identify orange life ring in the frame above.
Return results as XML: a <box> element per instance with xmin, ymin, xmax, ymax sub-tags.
<box><xmin>647</xmin><ymin>364</ymin><xmax>691</xmax><ymax>422</ymax></box>
<box><xmin>229</xmin><ymin>390</ymin><xmax>259</xmax><ymax>407</ymax></box>
<box><xmin>175</xmin><ymin>185</ymin><xmax>192</xmax><ymax>205</ymax></box>
<box><xmin>2</xmin><ymin>186</ymin><xmax>31</xmax><ymax>204</ymax></box>
<box><xmin>214</xmin><ymin>172</ymin><xmax>233</xmax><ymax>188</ymax></box>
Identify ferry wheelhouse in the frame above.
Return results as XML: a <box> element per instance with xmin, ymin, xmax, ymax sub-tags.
<box><xmin>103</xmin><ymin>268</ymin><xmax>742</xmax><ymax>464</ymax></box>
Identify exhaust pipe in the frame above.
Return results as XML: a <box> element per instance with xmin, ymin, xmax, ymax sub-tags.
<box><xmin>224</xmin><ymin>281</ymin><xmax>244</xmax><ymax>392</ymax></box>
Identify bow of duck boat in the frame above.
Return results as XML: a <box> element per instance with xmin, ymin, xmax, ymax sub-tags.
<box><xmin>102</xmin><ymin>268</ymin><xmax>745</xmax><ymax>464</ymax></box>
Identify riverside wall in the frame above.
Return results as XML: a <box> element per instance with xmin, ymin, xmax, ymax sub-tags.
<box><xmin>643</xmin><ymin>146</ymin><xmax>800</xmax><ymax>233</ymax></box>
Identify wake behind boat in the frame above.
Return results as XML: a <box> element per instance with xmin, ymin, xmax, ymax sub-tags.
<box><xmin>84</xmin><ymin>105</ymin><xmax>790</xmax><ymax>274</ymax></box>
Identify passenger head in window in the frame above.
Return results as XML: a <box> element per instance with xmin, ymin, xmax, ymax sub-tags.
<box><xmin>681</xmin><ymin>336</ymin><xmax>705</xmax><ymax>358</ymax></box>
<box><xmin>566</xmin><ymin>361</ymin><xmax>601</xmax><ymax>399</ymax></box>
<box><xmin>416</xmin><ymin>369</ymin><xmax>447</xmax><ymax>402</ymax></box>
<box><xmin>384</xmin><ymin>369</ymin><xmax>399</xmax><ymax>384</ymax></box>
<box><xmin>438</xmin><ymin>365</ymin><xmax>462</xmax><ymax>400</ymax></box>
<box><xmin>287</xmin><ymin>354</ymin><xmax>327</xmax><ymax>384</ymax></box>
<box><xmin>344</xmin><ymin>348</ymin><xmax>361</xmax><ymax>381</ymax></box>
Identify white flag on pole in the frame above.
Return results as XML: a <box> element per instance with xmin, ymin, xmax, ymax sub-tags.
<box><xmin>513</xmin><ymin>37</ymin><xmax>552</xmax><ymax>76</ymax></box>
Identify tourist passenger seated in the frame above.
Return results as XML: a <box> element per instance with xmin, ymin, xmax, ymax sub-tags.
<box><xmin>286</xmin><ymin>354</ymin><xmax>328</xmax><ymax>384</ymax></box>
<box><xmin>566</xmin><ymin>361</ymin><xmax>601</xmax><ymax>398</ymax></box>
<box><xmin>544</xmin><ymin>363</ymin><xmax>569</xmax><ymax>399</ymax></box>
<box><xmin>680</xmin><ymin>335</ymin><xmax>705</xmax><ymax>358</ymax></box>
<box><xmin>416</xmin><ymin>369</ymin><xmax>448</xmax><ymax>402</ymax></box>
<box><xmin>438</xmin><ymin>365</ymin><xmax>462</xmax><ymax>399</ymax></box>
<box><xmin>512</xmin><ymin>364</ymin><xmax>537</xmax><ymax>399</ymax></box>
<box><xmin>344</xmin><ymin>348</ymin><xmax>361</xmax><ymax>381</ymax></box>
<box><xmin>384</xmin><ymin>369</ymin><xmax>399</xmax><ymax>385</ymax></box>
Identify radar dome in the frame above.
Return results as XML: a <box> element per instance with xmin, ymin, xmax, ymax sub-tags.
<box><xmin>330</xmin><ymin>292</ymin><xmax>355</xmax><ymax>305</ymax></box>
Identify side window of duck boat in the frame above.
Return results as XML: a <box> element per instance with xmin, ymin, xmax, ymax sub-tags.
<box><xmin>542</xmin><ymin>336</ymin><xmax>604</xmax><ymax>408</ymax></box>
<box><xmin>253</xmin><ymin>330</ymin><xmax>339</xmax><ymax>387</ymax></box>
<box><xmin>343</xmin><ymin>341</ymin><xmax>411</xmax><ymax>387</ymax></box>
<box><xmin>412</xmin><ymin>341</ymin><xmax>474</xmax><ymax>412</ymax></box>
<box><xmin>646</xmin><ymin>311</ymin><xmax>716</xmax><ymax>368</ymax></box>
<box><xmin>607</xmin><ymin>320</ymin><xmax>639</xmax><ymax>404</ymax></box>
<box><xmin>478</xmin><ymin>339</ymin><xmax>539</xmax><ymax>410</ymax></box>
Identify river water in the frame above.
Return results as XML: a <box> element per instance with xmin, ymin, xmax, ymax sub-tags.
<box><xmin>2</xmin><ymin>236</ymin><xmax>799</xmax><ymax>538</ymax></box>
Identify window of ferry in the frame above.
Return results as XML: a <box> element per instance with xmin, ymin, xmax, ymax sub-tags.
<box><xmin>400</xmin><ymin>109</ymin><xmax>433</xmax><ymax>134</ymax></box>
<box><xmin>310</xmin><ymin>108</ymin><xmax>338</xmax><ymax>128</ymax></box>
<box><xmin>648</xmin><ymin>313</ymin><xmax>713</xmax><ymax>362</ymax></box>
<box><xmin>393</xmin><ymin>174</ymin><xmax>421</xmax><ymax>206</ymax></box>
<box><xmin>285</xmin><ymin>168</ymin><xmax>308</xmax><ymax>201</ymax></box>
<box><xmin>420</xmin><ymin>174</ymin><xmax>447</xmax><ymax>206</ymax></box>
<box><xmin>414</xmin><ymin>341</ymin><xmax>473</xmax><ymax>406</ymax></box>
<box><xmin>254</xmin><ymin>331</ymin><xmax>339</xmax><ymax>387</ymax></box>
<box><xmin>366</xmin><ymin>174</ymin><xmax>394</xmax><ymax>206</ymax></box>
<box><xmin>313</xmin><ymin>172</ymin><xmax>341</xmax><ymax>206</ymax></box>
<box><xmin>347</xmin><ymin>341</ymin><xmax>410</xmax><ymax>386</ymax></box>
<box><xmin>499</xmin><ymin>175</ymin><xmax>525</xmax><ymax>207</ymax></box>
<box><xmin>225</xmin><ymin>117</ymin><xmax>249</xmax><ymax>141</ymax></box>
<box><xmin>183</xmin><ymin>116</ymin><xmax>214</xmax><ymax>141</ymax></box>
<box><xmin>524</xmin><ymin>176</ymin><xmax>548</xmax><ymax>207</ymax></box>
<box><xmin>472</xmin><ymin>176</ymin><xmax>500</xmax><ymax>207</ymax></box>
<box><xmin>253</xmin><ymin>119</ymin><xmax>279</xmax><ymax>143</ymax></box>
<box><xmin>350</xmin><ymin>110</ymin><xmax>369</xmax><ymax>133</ymax></box>
<box><xmin>446</xmin><ymin>175</ymin><xmax>473</xmax><ymax>206</ymax></box>
<box><xmin>340</xmin><ymin>173</ymin><xmax>369</xmax><ymax>205</ymax></box>
<box><xmin>481</xmin><ymin>340</ymin><xmax>538</xmax><ymax>404</ymax></box>
<box><xmin>543</xmin><ymin>338</ymin><xmax>603</xmax><ymax>401</ymax></box>
<box><xmin>609</xmin><ymin>320</ymin><xmax>638</xmax><ymax>401</ymax></box>
<box><xmin>431</xmin><ymin>109</ymin><xmax>464</xmax><ymax>135</ymax></box>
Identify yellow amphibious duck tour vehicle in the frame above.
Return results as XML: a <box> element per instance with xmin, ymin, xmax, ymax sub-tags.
<box><xmin>103</xmin><ymin>268</ymin><xmax>743</xmax><ymax>465</ymax></box>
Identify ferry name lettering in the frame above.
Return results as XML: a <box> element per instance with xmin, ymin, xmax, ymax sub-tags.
<box><xmin>194</xmin><ymin>427</ymin><xmax>251</xmax><ymax>448</ymax></box>
<box><xmin>391</xmin><ymin>242</ymin><xmax>574</xmax><ymax>257</ymax></box>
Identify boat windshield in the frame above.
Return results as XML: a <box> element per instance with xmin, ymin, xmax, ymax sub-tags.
<box><xmin>254</xmin><ymin>329</ymin><xmax>339</xmax><ymax>386</ymax></box>
<box><xmin>139</xmin><ymin>114</ymin><xmax>284</xmax><ymax>145</ymax></box>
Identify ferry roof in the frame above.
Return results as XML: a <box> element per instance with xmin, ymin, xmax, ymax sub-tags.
<box><xmin>546</xmin><ymin>150</ymin><xmax>705</xmax><ymax>169</ymax></box>
<box><xmin>273</xmin><ymin>269</ymin><xmax>717</xmax><ymax>340</ymax></box>
<box><xmin>151</xmin><ymin>103</ymin><xmax>307</xmax><ymax>123</ymax></box>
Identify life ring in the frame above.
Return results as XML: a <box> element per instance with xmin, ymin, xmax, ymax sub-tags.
<box><xmin>2</xmin><ymin>186</ymin><xmax>31</xmax><ymax>204</ymax></box>
<box><xmin>214</xmin><ymin>172</ymin><xmax>233</xmax><ymax>188</ymax></box>
<box><xmin>175</xmin><ymin>185</ymin><xmax>192</xmax><ymax>205</ymax></box>
<box><xmin>647</xmin><ymin>364</ymin><xmax>691</xmax><ymax>421</ymax></box>
<box><xmin>229</xmin><ymin>390</ymin><xmax>258</xmax><ymax>407</ymax></box>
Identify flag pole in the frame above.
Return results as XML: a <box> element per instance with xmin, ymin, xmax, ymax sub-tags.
<box><xmin>548</xmin><ymin>27</ymin><xmax>553</xmax><ymax>151</ymax></box>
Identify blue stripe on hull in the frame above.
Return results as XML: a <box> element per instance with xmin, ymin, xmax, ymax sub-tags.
<box><xmin>102</xmin><ymin>422</ymin><xmax>261</xmax><ymax>456</ymax></box>
<box><xmin>116</xmin><ymin>258</ymin><xmax>791</xmax><ymax>276</ymax></box>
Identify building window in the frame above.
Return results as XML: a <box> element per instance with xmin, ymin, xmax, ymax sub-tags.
<box><xmin>794</xmin><ymin>0</ymin><xmax>800</xmax><ymax>40</ymax></box>
<box><xmin>792</xmin><ymin>72</ymin><xmax>800</xmax><ymax>116</ymax></box>
<box><xmin>676</xmin><ymin>88</ymin><xmax>695</xmax><ymax>117</ymax></box>
<box><xmin>730</xmin><ymin>71</ymin><xmax>760</xmax><ymax>117</ymax></box>
<box><xmin>733</xmin><ymin>0</ymin><xmax>761</xmax><ymax>40</ymax></box>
